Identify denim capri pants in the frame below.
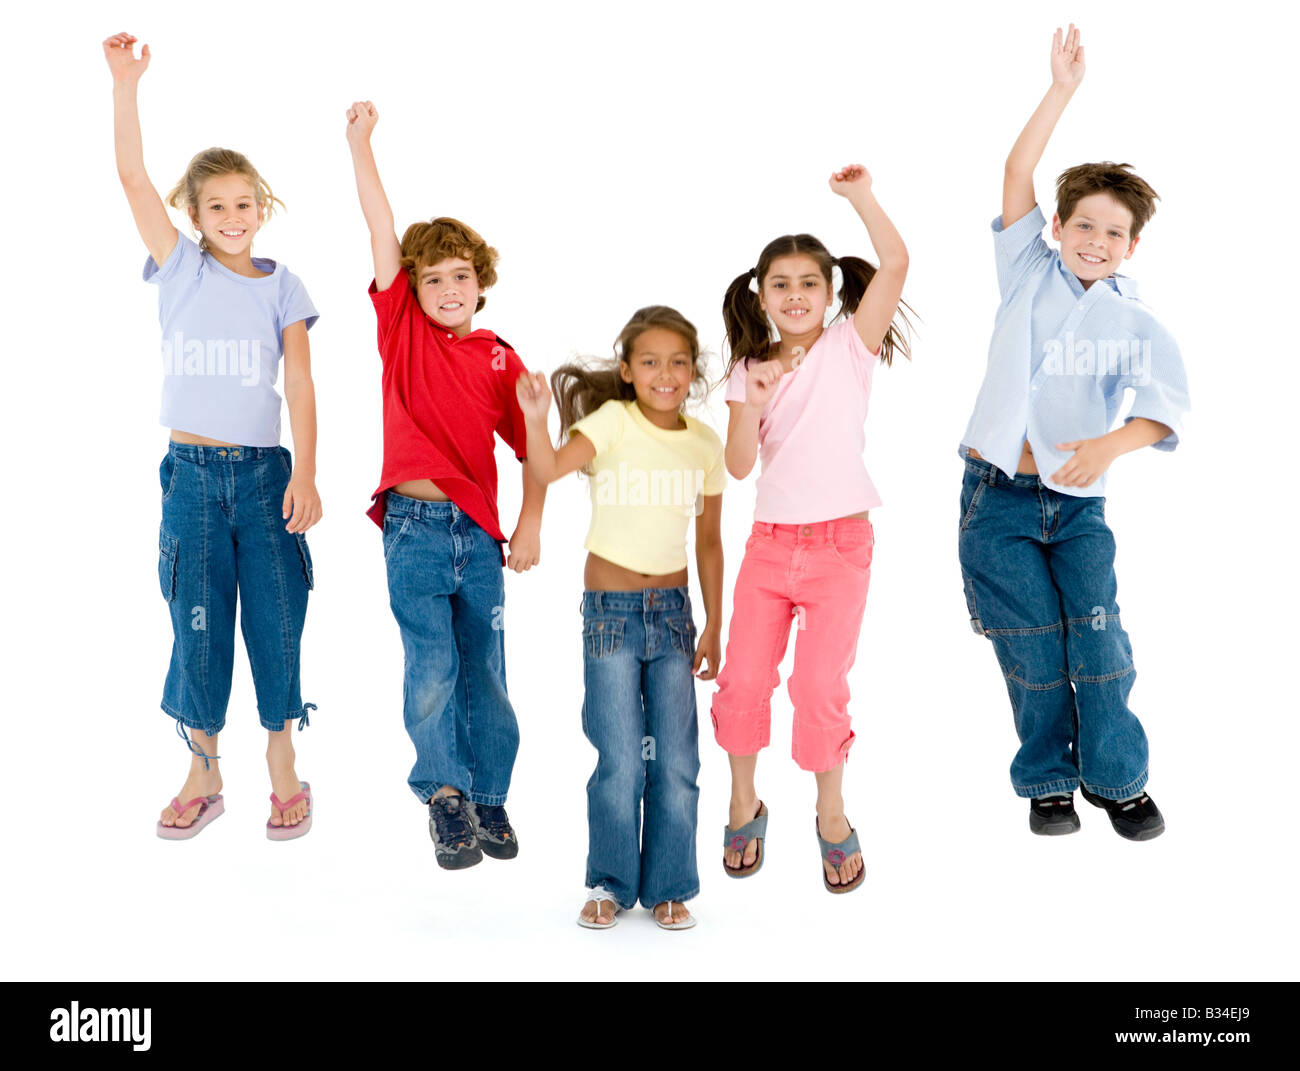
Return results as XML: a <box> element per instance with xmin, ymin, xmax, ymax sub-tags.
<box><xmin>157</xmin><ymin>442</ymin><xmax>316</xmax><ymax>750</ymax></box>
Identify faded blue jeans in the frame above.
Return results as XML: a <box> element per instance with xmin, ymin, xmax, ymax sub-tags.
<box><xmin>957</xmin><ymin>451</ymin><xmax>1149</xmax><ymax>801</ymax></box>
<box><xmin>581</xmin><ymin>587</ymin><xmax>700</xmax><ymax>910</ymax></box>
<box><xmin>383</xmin><ymin>493</ymin><xmax>518</xmax><ymax>806</ymax></box>
<box><xmin>158</xmin><ymin>443</ymin><xmax>315</xmax><ymax>741</ymax></box>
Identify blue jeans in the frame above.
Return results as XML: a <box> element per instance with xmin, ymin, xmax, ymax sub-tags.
<box><xmin>159</xmin><ymin>443</ymin><xmax>315</xmax><ymax>737</ymax></box>
<box><xmin>957</xmin><ymin>452</ymin><xmax>1149</xmax><ymax>801</ymax></box>
<box><xmin>382</xmin><ymin>493</ymin><xmax>518</xmax><ymax>806</ymax></box>
<box><xmin>580</xmin><ymin>588</ymin><xmax>700</xmax><ymax>909</ymax></box>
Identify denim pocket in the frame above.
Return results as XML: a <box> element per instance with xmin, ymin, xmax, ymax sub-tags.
<box><xmin>278</xmin><ymin>447</ymin><xmax>293</xmax><ymax>479</ymax></box>
<box><xmin>294</xmin><ymin>533</ymin><xmax>315</xmax><ymax>590</ymax></box>
<box><xmin>158</xmin><ymin>529</ymin><xmax>178</xmax><ymax>602</ymax></box>
<box><xmin>382</xmin><ymin>514</ymin><xmax>411</xmax><ymax>562</ymax></box>
<box><xmin>959</xmin><ymin>475</ymin><xmax>987</xmax><ymax>532</ymax></box>
<box><xmin>666</xmin><ymin>615</ymin><xmax>697</xmax><ymax>657</ymax></box>
<box><xmin>583</xmin><ymin>617</ymin><xmax>625</xmax><ymax>659</ymax></box>
<box><xmin>160</xmin><ymin>453</ymin><xmax>178</xmax><ymax>502</ymax></box>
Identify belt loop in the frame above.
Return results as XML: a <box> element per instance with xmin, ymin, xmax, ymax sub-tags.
<box><xmin>195</xmin><ymin>445</ymin><xmax>206</xmax><ymax>466</ymax></box>
<box><xmin>593</xmin><ymin>591</ymin><xmax>603</xmax><ymax>614</ymax></box>
<box><xmin>984</xmin><ymin>464</ymin><xmax>996</xmax><ymax>487</ymax></box>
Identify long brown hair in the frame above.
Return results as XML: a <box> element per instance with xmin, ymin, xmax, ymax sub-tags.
<box><xmin>551</xmin><ymin>306</ymin><xmax>709</xmax><ymax>469</ymax></box>
<box><xmin>720</xmin><ymin>233</ymin><xmax>913</xmax><ymax>383</ymax></box>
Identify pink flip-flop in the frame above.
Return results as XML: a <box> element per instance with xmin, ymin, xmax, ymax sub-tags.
<box><xmin>267</xmin><ymin>781</ymin><xmax>312</xmax><ymax>841</ymax></box>
<box><xmin>156</xmin><ymin>794</ymin><xmax>224</xmax><ymax>840</ymax></box>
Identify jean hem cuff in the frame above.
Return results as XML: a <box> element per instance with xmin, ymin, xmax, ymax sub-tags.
<box><xmin>1013</xmin><ymin>778</ymin><xmax>1079</xmax><ymax>799</ymax></box>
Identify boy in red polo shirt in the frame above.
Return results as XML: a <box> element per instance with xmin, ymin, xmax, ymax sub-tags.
<box><xmin>346</xmin><ymin>100</ymin><xmax>546</xmax><ymax>870</ymax></box>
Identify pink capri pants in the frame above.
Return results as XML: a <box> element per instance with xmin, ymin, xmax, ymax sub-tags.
<box><xmin>711</xmin><ymin>518</ymin><xmax>873</xmax><ymax>771</ymax></box>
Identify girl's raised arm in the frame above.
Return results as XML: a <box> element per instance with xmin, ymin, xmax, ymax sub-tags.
<box><xmin>515</xmin><ymin>372</ymin><xmax>596</xmax><ymax>484</ymax></box>
<box><xmin>829</xmin><ymin>165</ymin><xmax>909</xmax><ymax>355</ymax></box>
<box><xmin>345</xmin><ymin>101</ymin><xmax>403</xmax><ymax>292</ymax></box>
<box><xmin>104</xmin><ymin>32</ymin><xmax>176</xmax><ymax>269</ymax></box>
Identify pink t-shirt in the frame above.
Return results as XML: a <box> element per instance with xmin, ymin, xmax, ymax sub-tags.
<box><xmin>724</xmin><ymin>318</ymin><xmax>882</xmax><ymax>523</ymax></box>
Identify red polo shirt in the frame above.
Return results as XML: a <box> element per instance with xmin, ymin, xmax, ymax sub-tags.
<box><xmin>366</xmin><ymin>277</ymin><xmax>529</xmax><ymax>554</ymax></box>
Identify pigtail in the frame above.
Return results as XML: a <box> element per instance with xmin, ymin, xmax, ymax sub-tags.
<box><xmin>721</xmin><ymin>268</ymin><xmax>772</xmax><ymax>384</ymax></box>
<box><xmin>835</xmin><ymin>255</ymin><xmax>916</xmax><ymax>367</ymax></box>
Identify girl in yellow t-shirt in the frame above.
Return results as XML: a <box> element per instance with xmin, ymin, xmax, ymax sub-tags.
<box><xmin>516</xmin><ymin>306</ymin><xmax>726</xmax><ymax>931</ymax></box>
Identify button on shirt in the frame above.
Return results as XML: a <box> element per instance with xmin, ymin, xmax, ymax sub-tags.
<box><xmin>959</xmin><ymin>205</ymin><xmax>1190</xmax><ymax>496</ymax></box>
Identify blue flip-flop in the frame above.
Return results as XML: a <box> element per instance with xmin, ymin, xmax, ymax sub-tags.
<box><xmin>723</xmin><ymin>801</ymin><xmax>768</xmax><ymax>878</ymax></box>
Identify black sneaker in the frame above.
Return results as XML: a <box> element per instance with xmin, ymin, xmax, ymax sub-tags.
<box><xmin>464</xmin><ymin>801</ymin><xmax>519</xmax><ymax>860</ymax></box>
<box><xmin>428</xmin><ymin>794</ymin><xmax>483</xmax><ymax>869</ymax></box>
<box><xmin>1079</xmin><ymin>786</ymin><xmax>1165</xmax><ymax>841</ymax></box>
<box><xmin>1029</xmin><ymin>793</ymin><xmax>1081</xmax><ymax>836</ymax></box>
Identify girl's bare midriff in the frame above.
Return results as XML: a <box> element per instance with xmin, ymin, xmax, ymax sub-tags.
<box><xmin>968</xmin><ymin>440</ymin><xmax>1039</xmax><ymax>474</ymax></box>
<box><xmin>585</xmin><ymin>553</ymin><xmax>688</xmax><ymax>592</ymax></box>
<box><xmin>171</xmin><ymin>430</ymin><xmax>238</xmax><ymax>447</ymax></box>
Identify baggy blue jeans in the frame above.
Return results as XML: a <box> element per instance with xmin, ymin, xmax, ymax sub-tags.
<box><xmin>581</xmin><ymin>588</ymin><xmax>700</xmax><ymax>909</ymax></box>
<box><xmin>957</xmin><ymin>451</ymin><xmax>1149</xmax><ymax>801</ymax></box>
<box><xmin>158</xmin><ymin>443</ymin><xmax>315</xmax><ymax>739</ymax></box>
<box><xmin>382</xmin><ymin>493</ymin><xmax>518</xmax><ymax>806</ymax></box>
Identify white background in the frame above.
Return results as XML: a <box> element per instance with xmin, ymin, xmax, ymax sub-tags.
<box><xmin>2</xmin><ymin>0</ymin><xmax>1295</xmax><ymax>982</ymax></box>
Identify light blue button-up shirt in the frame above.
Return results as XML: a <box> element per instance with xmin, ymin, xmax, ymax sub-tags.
<box><xmin>959</xmin><ymin>205</ymin><xmax>1190</xmax><ymax>497</ymax></box>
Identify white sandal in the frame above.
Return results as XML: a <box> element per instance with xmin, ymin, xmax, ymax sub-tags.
<box><xmin>652</xmin><ymin>901</ymin><xmax>697</xmax><ymax>931</ymax></box>
<box><xmin>576</xmin><ymin>886</ymin><xmax>620</xmax><ymax>930</ymax></box>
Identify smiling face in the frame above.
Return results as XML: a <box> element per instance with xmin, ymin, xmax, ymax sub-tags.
<box><xmin>1052</xmin><ymin>192</ymin><xmax>1140</xmax><ymax>287</ymax></box>
<box><xmin>758</xmin><ymin>254</ymin><xmax>832</xmax><ymax>336</ymax></box>
<box><xmin>190</xmin><ymin>173</ymin><xmax>262</xmax><ymax>256</ymax></box>
<box><xmin>619</xmin><ymin>326</ymin><xmax>694</xmax><ymax>426</ymax></box>
<box><xmin>416</xmin><ymin>256</ymin><xmax>483</xmax><ymax>333</ymax></box>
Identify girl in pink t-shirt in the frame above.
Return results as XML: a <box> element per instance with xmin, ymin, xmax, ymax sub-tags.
<box><xmin>712</xmin><ymin>165</ymin><xmax>912</xmax><ymax>894</ymax></box>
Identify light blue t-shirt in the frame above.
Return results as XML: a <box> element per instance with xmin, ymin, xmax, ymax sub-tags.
<box><xmin>144</xmin><ymin>232</ymin><xmax>318</xmax><ymax>447</ymax></box>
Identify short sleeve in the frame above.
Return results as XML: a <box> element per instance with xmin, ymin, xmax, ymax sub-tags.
<box><xmin>494</xmin><ymin>344</ymin><xmax>530</xmax><ymax>460</ymax></box>
<box><xmin>701</xmin><ymin>428</ymin><xmax>727</xmax><ymax>495</ymax></box>
<box><xmin>369</xmin><ymin>276</ymin><xmax>412</xmax><ymax>351</ymax></box>
<box><xmin>280</xmin><ymin>270</ymin><xmax>319</xmax><ymax>332</ymax></box>
<box><xmin>1121</xmin><ymin>320</ymin><xmax>1189</xmax><ymax>452</ymax></box>
<box><xmin>724</xmin><ymin>359</ymin><xmax>749</xmax><ymax>403</ymax></box>
<box><xmin>143</xmin><ymin>230</ymin><xmax>199</xmax><ymax>286</ymax></box>
<box><xmin>992</xmin><ymin>205</ymin><xmax>1052</xmax><ymax>298</ymax></box>
<box><xmin>568</xmin><ymin>398</ymin><xmax>627</xmax><ymax>457</ymax></box>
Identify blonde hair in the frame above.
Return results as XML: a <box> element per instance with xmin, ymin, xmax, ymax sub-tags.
<box><xmin>165</xmin><ymin>148</ymin><xmax>284</xmax><ymax>251</ymax></box>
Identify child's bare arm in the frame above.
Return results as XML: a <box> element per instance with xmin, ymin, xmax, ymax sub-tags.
<box><xmin>345</xmin><ymin>101</ymin><xmax>402</xmax><ymax>291</ymax></box>
<box><xmin>515</xmin><ymin>372</ymin><xmax>596</xmax><ymax>483</ymax></box>
<box><xmin>281</xmin><ymin>321</ymin><xmax>322</xmax><ymax>533</ymax></box>
<box><xmin>104</xmin><ymin>33</ymin><xmax>176</xmax><ymax>269</ymax></box>
<box><xmin>693</xmin><ymin>493</ymin><xmax>724</xmax><ymax>680</ymax></box>
<box><xmin>1052</xmin><ymin>418</ymin><xmax>1173</xmax><ymax>488</ymax></box>
<box><xmin>724</xmin><ymin>361</ymin><xmax>782</xmax><ymax>479</ymax></box>
<box><xmin>1004</xmin><ymin>25</ymin><xmax>1086</xmax><ymax>229</ymax></box>
<box><xmin>829</xmin><ymin>165</ymin><xmax>909</xmax><ymax>355</ymax></box>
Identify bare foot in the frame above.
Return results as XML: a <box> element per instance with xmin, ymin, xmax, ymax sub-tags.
<box><xmin>723</xmin><ymin>797</ymin><xmax>762</xmax><ymax>871</ymax></box>
<box><xmin>652</xmin><ymin>901</ymin><xmax>693</xmax><ymax>927</ymax></box>
<box><xmin>817</xmin><ymin>812</ymin><xmax>863</xmax><ymax>888</ymax></box>
<box><xmin>159</xmin><ymin>760</ymin><xmax>222</xmax><ymax>829</ymax></box>
<box><xmin>267</xmin><ymin>738</ymin><xmax>308</xmax><ymax>828</ymax></box>
<box><xmin>578</xmin><ymin>898</ymin><xmax>618</xmax><ymax>926</ymax></box>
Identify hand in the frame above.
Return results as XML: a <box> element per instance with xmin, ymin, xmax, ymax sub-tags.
<box><xmin>282</xmin><ymin>474</ymin><xmax>323</xmax><ymax>533</ymax></box>
<box><xmin>103</xmin><ymin>32</ymin><xmax>150</xmax><ymax>83</ymax></box>
<box><xmin>1051</xmin><ymin>437</ymin><xmax>1114</xmax><ymax>488</ymax></box>
<box><xmin>744</xmin><ymin>359</ymin><xmax>783</xmax><ymax>409</ymax></box>
<box><xmin>693</xmin><ymin>623</ymin><xmax>721</xmax><ymax>680</ymax></box>
<box><xmin>346</xmin><ymin>100</ymin><xmax>378</xmax><ymax>144</ymax></box>
<box><xmin>507</xmin><ymin>522</ymin><xmax>540</xmax><ymax>572</ymax></box>
<box><xmin>1050</xmin><ymin>24</ymin><xmax>1085</xmax><ymax>88</ymax></box>
<box><xmin>829</xmin><ymin>164</ymin><xmax>873</xmax><ymax>198</ymax></box>
<box><xmin>515</xmin><ymin>371</ymin><xmax>552</xmax><ymax>424</ymax></box>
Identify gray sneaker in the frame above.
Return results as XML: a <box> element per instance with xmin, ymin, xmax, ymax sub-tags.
<box><xmin>464</xmin><ymin>801</ymin><xmax>519</xmax><ymax>860</ymax></box>
<box><xmin>428</xmin><ymin>794</ymin><xmax>483</xmax><ymax>870</ymax></box>
<box><xmin>1029</xmin><ymin>793</ymin><xmax>1082</xmax><ymax>836</ymax></box>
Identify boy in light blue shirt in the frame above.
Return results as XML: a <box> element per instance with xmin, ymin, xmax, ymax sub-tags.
<box><xmin>957</xmin><ymin>25</ymin><xmax>1189</xmax><ymax>840</ymax></box>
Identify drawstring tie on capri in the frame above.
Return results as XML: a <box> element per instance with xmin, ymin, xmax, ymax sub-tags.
<box><xmin>174</xmin><ymin>718</ymin><xmax>221</xmax><ymax>771</ymax></box>
<box><xmin>292</xmin><ymin>703</ymin><xmax>317</xmax><ymax>731</ymax></box>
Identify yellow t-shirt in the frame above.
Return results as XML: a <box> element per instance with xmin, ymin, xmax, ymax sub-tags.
<box><xmin>568</xmin><ymin>399</ymin><xmax>726</xmax><ymax>574</ymax></box>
